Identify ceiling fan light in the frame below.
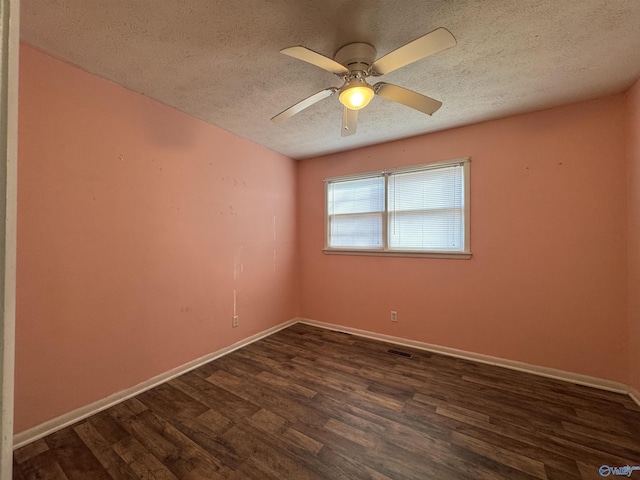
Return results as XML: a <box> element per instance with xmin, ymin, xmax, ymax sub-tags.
<box><xmin>339</xmin><ymin>81</ymin><xmax>374</xmax><ymax>110</ymax></box>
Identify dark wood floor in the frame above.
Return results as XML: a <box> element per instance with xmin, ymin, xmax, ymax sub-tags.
<box><xmin>13</xmin><ymin>323</ymin><xmax>640</xmax><ymax>479</ymax></box>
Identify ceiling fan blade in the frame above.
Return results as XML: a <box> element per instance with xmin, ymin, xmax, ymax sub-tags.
<box><xmin>281</xmin><ymin>46</ymin><xmax>349</xmax><ymax>75</ymax></box>
<box><xmin>341</xmin><ymin>107</ymin><xmax>358</xmax><ymax>136</ymax></box>
<box><xmin>271</xmin><ymin>88</ymin><xmax>337</xmax><ymax>123</ymax></box>
<box><xmin>374</xmin><ymin>82</ymin><xmax>442</xmax><ymax>115</ymax></box>
<box><xmin>371</xmin><ymin>28</ymin><xmax>456</xmax><ymax>76</ymax></box>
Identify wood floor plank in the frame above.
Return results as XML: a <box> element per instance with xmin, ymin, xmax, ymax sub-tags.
<box><xmin>324</xmin><ymin>418</ymin><xmax>377</xmax><ymax>449</ymax></box>
<box><xmin>221</xmin><ymin>425</ymin><xmax>322</xmax><ymax>480</ymax></box>
<box><xmin>238</xmin><ymin>414</ymin><xmax>372</xmax><ymax>480</ymax></box>
<box><xmin>281</xmin><ymin>427</ymin><xmax>323</xmax><ymax>454</ymax></box>
<box><xmin>44</xmin><ymin>428</ymin><xmax>112</xmax><ymax>480</ymax></box>
<box><xmin>14</xmin><ymin>449</ymin><xmax>70</xmax><ymax>480</ymax></box>
<box><xmin>162</xmin><ymin>413</ymin><xmax>244</xmax><ymax>471</ymax></box>
<box><xmin>112</xmin><ymin>436</ymin><xmax>178</xmax><ymax>480</ymax></box>
<box><xmin>561</xmin><ymin>420</ymin><xmax>640</xmax><ymax>453</ymax></box>
<box><xmin>72</xmin><ymin>422</ymin><xmax>138</xmax><ymax>480</ymax></box>
<box><xmin>438</xmin><ymin>415</ymin><xmax>583</xmax><ymax>476</ymax></box>
<box><xmin>86</xmin><ymin>411</ymin><xmax>131</xmax><ymax>445</ymax></box>
<box><xmin>139</xmin><ymin>412</ymin><xmax>231</xmax><ymax>480</ymax></box>
<box><xmin>451</xmin><ymin>430</ymin><xmax>548</xmax><ymax>479</ymax></box>
<box><xmin>13</xmin><ymin>439</ymin><xmax>49</xmax><ymax>465</ymax></box>
<box><xmin>13</xmin><ymin>323</ymin><xmax>640</xmax><ymax>479</ymax></box>
<box><xmin>248</xmin><ymin>408</ymin><xmax>288</xmax><ymax>435</ymax></box>
<box><xmin>170</xmin><ymin>371</ymin><xmax>261</xmax><ymax>420</ymax></box>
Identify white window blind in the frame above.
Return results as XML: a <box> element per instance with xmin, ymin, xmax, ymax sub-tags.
<box><xmin>325</xmin><ymin>158</ymin><xmax>470</xmax><ymax>256</ymax></box>
<box><xmin>327</xmin><ymin>176</ymin><xmax>385</xmax><ymax>249</ymax></box>
<box><xmin>388</xmin><ymin>165</ymin><xmax>464</xmax><ymax>251</ymax></box>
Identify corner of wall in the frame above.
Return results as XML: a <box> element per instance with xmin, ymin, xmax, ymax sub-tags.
<box><xmin>294</xmin><ymin>160</ymin><xmax>301</xmax><ymax>318</ymax></box>
<box><xmin>626</xmin><ymin>77</ymin><xmax>640</xmax><ymax>393</ymax></box>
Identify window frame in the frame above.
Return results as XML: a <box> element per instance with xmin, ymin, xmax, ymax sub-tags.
<box><xmin>323</xmin><ymin>158</ymin><xmax>471</xmax><ymax>259</ymax></box>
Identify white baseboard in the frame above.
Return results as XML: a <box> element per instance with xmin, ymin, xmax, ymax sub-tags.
<box><xmin>15</xmin><ymin>316</ymin><xmax>637</xmax><ymax>450</ymax></box>
<box><xmin>13</xmin><ymin>318</ymin><xmax>297</xmax><ymax>450</ymax></box>
<box><xmin>296</xmin><ymin>318</ymin><xmax>630</xmax><ymax>395</ymax></box>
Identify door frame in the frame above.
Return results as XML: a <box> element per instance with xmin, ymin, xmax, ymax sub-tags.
<box><xmin>0</xmin><ymin>0</ymin><xmax>19</xmax><ymax>476</ymax></box>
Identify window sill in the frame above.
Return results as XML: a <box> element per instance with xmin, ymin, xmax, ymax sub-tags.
<box><xmin>323</xmin><ymin>249</ymin><xmax>472</xmax><ymax>259</ymax></box>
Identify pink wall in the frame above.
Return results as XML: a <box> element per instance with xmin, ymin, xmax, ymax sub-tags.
<box><xmin>16</xmin><ymin>45</ymin><xmax>298</xmax><ymax>433</ymax></box>
<box><xmin>628</xmin><ymin>78</ymin><xmax>640</xmax><ymax>394</ymax></box>
<box><xmin>298</xmin><ymin>96</ymin><xmax>629</xmax><ymax>383</ymax></box>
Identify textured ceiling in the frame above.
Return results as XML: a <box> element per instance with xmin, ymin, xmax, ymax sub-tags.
<box><xmin>20</xmin><ymin>1</ymin><xmax>640</xmax><ymax>159</ymax></box>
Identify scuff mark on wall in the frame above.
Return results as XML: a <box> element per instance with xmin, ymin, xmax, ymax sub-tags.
<box><xmin>233</xmin><ymin>246</ymin><xmax>244</xmax><ymax>318</ymax></box>
<box><xmin>233</xmin><ymin>289</ymin><xmax>237</xmax><ymax>317</ymax></box>
<box><xmin>273</xmin><ymin>215</ymin><xmax>277</xmax><ymax>241</ymax></box>
<box><xmin>233</xmin><ymin>246</ymin><xmax>244</xmax><ymax>280</ymax></box>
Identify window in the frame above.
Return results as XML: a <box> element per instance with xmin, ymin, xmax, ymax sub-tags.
<box><xmin>325</xmin><ymin>158</ymin><xmax>470</xmax><ymax>258</ymax></box>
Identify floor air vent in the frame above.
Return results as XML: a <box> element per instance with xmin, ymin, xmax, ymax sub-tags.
<box><xmin>387</xmin><ymin>349</ymin><xmax>413</xmax><ymax>359</ymax></box>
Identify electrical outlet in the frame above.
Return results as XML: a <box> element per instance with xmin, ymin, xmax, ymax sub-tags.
<box><xmin>232</xmin><ymin>315</ymin><xmax>239</xmax><ymax>328</ymax></box>
<box><xmin>390</xmin><ymin>311</ymin><xmax>398</xmax><ymax>322</ymax></box>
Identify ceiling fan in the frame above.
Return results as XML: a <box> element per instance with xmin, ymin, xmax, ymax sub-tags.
<box><xmin>271</xmin><ymin>28</ymin><xmax>456</xmax><ymax>136</ymax></box>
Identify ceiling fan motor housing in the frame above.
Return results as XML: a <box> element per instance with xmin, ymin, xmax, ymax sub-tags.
<box><xmin>334</xmin><ymin>42</ymin><xmax>377</xmax><ymax>74</ymax></box>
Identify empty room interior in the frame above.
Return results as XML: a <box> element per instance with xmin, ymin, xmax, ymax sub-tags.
<box><xmin>7</xmin><ymin>0</ymin><xmax>640</xmax><ymax>479</ymax></box>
